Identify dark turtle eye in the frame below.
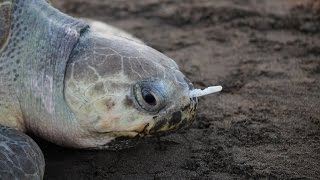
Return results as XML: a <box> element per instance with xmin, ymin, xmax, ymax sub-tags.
<box><xmin>132</xmin><ymin>80</ymin><xmax>167</xmax><ymax>113</ymax></box>
<box><xmin>142</xmin><ymin>92</ymin><xmax>157</xmax><ymax>106</ymax></box>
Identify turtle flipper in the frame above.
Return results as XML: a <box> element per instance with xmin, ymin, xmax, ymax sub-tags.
<box><xmin>0</xmin><ymin>126</ymin><xmax>45</xmax><ymax>180</ymax></box>
<box><xmin>0</xmin><ymin>0</ymin><xmax>12</xmax><ymax>50</ymax></box>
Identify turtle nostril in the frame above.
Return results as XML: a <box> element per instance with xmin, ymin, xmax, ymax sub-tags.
<box><xmin>143</xmin><ymin>93</ymin><xmax>157</xmax><ymax>106</ymax></box>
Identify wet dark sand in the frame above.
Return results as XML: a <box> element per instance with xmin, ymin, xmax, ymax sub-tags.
<box><xmin>43</xmin><ymin>0</ymin><xmax>320</xmax><ymax>179</ymax></box>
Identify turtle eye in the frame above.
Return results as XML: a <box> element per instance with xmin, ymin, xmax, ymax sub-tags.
<box><xmin>132</xmin><ymin>80</ymin><xmax>167</xmax><ymax>113</ymax></box>
<box><xmin>142</xmin><ymin>91</ymin><xmax>157</xmax><ymax>106</ymax></box>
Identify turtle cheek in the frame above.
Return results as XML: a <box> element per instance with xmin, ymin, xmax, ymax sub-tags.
<box><xmin>91</xmin><ymin>98</ymin><xmax>152</xmax><ymax>134</ymax></box>
<box><xmin>92</xmin><ymin>114</ymin><xmax>120</xmax><ymax>133</ymax></box>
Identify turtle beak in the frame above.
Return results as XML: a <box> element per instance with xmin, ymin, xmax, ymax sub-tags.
<box><xmin>148</xmin><ymin>97</ymin><xmax>198</xmax><ymax>136</ymax></box>
<box><xmin>148</xmin><ymin>86</ymin><xmax>198</xmax><ymax>135</ymax></box>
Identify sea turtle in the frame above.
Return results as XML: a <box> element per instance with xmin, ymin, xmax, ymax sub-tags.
<box><xmin>0</xmin><ymin>0</ymin><xmax>221</xmax><ymax>179</ymax></box>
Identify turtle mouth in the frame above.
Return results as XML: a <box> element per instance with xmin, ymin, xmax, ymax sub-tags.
<box><xmin>98</xmin><ymin>97</ymin><xmax>197</xmax><ymax>150</ymax></box>
<box><xmin>147</xmin><ymin>96</ymin><xmax>198</xmax><ymax>135</ymax></box>
<box><xmin>98</xmin><ymin>82</ymin><xmax>198</xmax><ymax>150</ymax></box>
<box><xmin>101</xmin><ymin>123</ymin><xmax>151</xmax><ymax>138</ymax></box>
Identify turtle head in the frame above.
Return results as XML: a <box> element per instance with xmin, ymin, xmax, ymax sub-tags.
<box><xmin>64</xmin><ymin>32</ymin><xmax>197</xmax><ymax>149</ymax></box>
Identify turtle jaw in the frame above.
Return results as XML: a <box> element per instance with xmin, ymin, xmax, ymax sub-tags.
<box><xmin>95</xmin><ymin>95</ymin><xmax>197</xmax><ymax>150</ymax></box>
<box><xmin>92</xmin><ymin>98</ymin><xmax>197</xmax><ymax>150</ymax></box>
<box><xmin>146</xmin><ymin>96</ymin><xmax>198</xmax><ymax>136</ymax></box>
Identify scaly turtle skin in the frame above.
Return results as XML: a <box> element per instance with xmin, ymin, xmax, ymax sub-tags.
<box><xmin>0</xmin><ymin>0</ymin><xmax>197</xmax><ymax>179</ymax></box>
